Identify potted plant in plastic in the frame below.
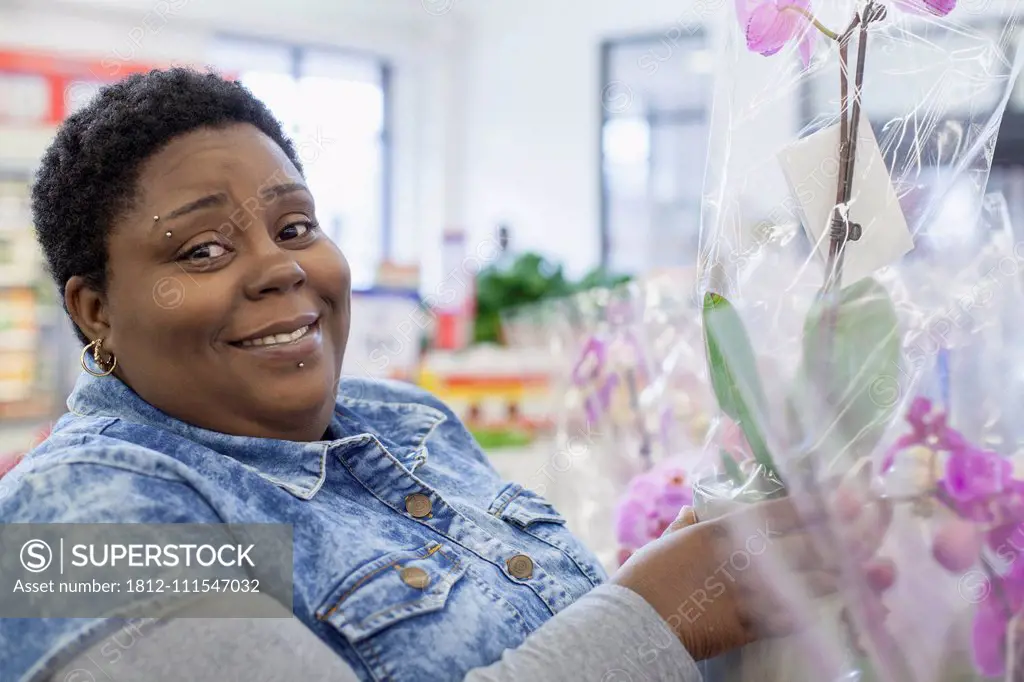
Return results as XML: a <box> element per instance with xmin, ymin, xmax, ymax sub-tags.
<box><xmin>692</xmin><ymin>0</ymin><xmax>1022</xmax><ymax>679</ymax></box>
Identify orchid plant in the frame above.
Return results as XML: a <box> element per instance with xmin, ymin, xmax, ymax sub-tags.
<box><xmin>882</xmin><ymin>397</ymin><xmax>1024</xmax><ymax>677</ymax></box>
<box><xmin>706</xmin><ymin>0</ymin><xmax>960</xmax><ymax>488</ymax></box>
<box><xmin>694</xmin><ymin>0</ymin><xmax>1024</xmax><ymax>678</ymax></box>
<box><xmin>738</xmin><ymin>0</ymin><xmax>955</xmax><ymax>67</ymax></box>
<box><xmin>727</xmin><ymin>3</ymin><xmax>1024</xmax><ymax>677</ymax></box>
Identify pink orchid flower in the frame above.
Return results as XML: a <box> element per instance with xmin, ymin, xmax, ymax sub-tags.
<box><xmin>894</xmin><ymin>0</ymin><xmax>956</xmax><ymax>16</ymax></box>
<box><xmin>614</xmin><ymin>458</ymin><xmax>693</xmax><ymax>560</ymax></box>
<box><xmin>880</xmin><ymin>397</ymin><xmax>965</xmax><ymax>473</ymax></box>
<box><xmin>944</xmin><ymin>446</ymin><xmax>1013</xmax><ymax>503</ymax></box>
<box><xmin>972</xmin><ymin>597</ymin><xmax>1011</xmax><ymax>677</ymax></box>
<box><xmin>571</xmin><ymin>337</ymin><xmax>616</xmax><ymax>426</ymax></box>
<box><xmin>966</xmin><ymin>554</ymin><xmax>1024</xmax><ymax>677</ymax></box>
<box><xmin>736</xmin><ymin>0</ymin><xmax>820</xmax><ymax>68</ymax></box>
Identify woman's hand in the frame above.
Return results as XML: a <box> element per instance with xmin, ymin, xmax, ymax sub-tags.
<box><xmin>610</xmin><ymin>491</ymin><xmax>895</xmax><ymax>661</ymax></box>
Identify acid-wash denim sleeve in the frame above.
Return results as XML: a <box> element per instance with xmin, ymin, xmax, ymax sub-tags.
<box><xmin>0</xmin><ymin>445</ymin><xmax>224</xmax><ymax>682</ymax></box>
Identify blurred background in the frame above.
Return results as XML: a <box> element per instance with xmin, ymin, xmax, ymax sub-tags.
<box><xmin>2</xmin><ymin>0</ymin><xmax>1024</xmax><ymax>522</ymax></box>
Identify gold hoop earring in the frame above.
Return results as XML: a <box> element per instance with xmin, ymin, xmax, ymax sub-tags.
<box><xmin>81</xmin><ymin>338</ymin><xmax>118</xmax><ymax>378</ymax></box>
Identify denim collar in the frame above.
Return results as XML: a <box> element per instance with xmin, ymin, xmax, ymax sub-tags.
<box><xmin>64</xmin><ymin>372</ymin><xmax>444</xmax><ymax>500</ymax></box>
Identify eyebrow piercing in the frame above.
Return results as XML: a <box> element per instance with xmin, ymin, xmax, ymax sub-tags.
<box><xmin>153</xmin><ymin>215</ymin><xmax>172</xmax><ymax>238</ymax></box>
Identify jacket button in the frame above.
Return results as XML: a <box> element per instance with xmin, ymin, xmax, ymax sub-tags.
<box><xmin>405</xmin><ymin>493</ymin><xmax>432</xmax><ymax>518</ymax></box>
<box><xmin>507</xmin><ymin>554</ymin><xmax>534</xmax><ymax>579</ymax></box>
<box><xmin>400</xmin><ymin>566</ymin><xmax>430</xmax><ymax>589</ymax></box>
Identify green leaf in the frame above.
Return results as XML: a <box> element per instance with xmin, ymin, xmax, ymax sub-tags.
<box><xmin>702</xmin><ymin>293</ymin><xmax>779</xmax><ymax>478</ymax></box>
<box><xmin>798</xmin><ymin>277</ymin><xmax>901</xmax><ymax>467</ymax></box>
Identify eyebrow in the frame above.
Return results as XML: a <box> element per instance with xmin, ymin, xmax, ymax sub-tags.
<box><xmin>258</xmin><ymin>182</ymin><xmax>309</xmax><ymax>202</ymax></box>
<box><xmin>160</xmin><ymin>193</ymin><xmax>228</xmax><ymax>223</ymax></box>
<box><xmin>156</xmin><ymin>183</ymin><xmax>310</xmax><ymax>227</ymax></box>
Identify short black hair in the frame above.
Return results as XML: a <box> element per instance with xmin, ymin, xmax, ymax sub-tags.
<box><xmin>32</xmin><ymin>68</ymin><xmax>303</xmax><ymax>343</ymax></box>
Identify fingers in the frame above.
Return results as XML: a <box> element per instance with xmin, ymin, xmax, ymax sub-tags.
<box><xmin>736</xmin><ymin>571</ymin><xmax>836</xmax><ymax>638</ymax></box>
<box><xmin>720</xmin><ymin>496</ymin><xmax>819</xmax><ymax>538</ymax></box>
<box><xmin>662</xmin><ymin>506</ymin><xmax>699</xmax><ymax>537</ymax></box>
<box><xmin>773</xmin><ymin>532</ymin><xmax>836</xmax><ymax>572</ymax></box>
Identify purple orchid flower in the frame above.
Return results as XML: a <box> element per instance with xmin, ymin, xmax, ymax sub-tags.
<box><xmin>944</xmin><ymin>446</ymin><xmax>1013</xmax><ymax>503</ymax></box>
<box><xmin>614</xmin><ymin>459</ymin><xmax>693</xmax><ymax>560</ymax></box>
<box><xmin>880</xmin><ymin>397</ymin><xmax>966</xmax><ymax>473</ymax></box>
<box><xmin>988</xmin><ymin>481</ymin><xmax>1024</xmax><ymax>531</ymax></box>
<box><xmin>736</xmin><ymin>0</ymin><xmax>820</xmax><ymax>68</ymax></box>
<box><xmin>614</xmin><ymin>497</ymin><xmax>651</xmax><ymax>549</ymax></box>
<box><xmin>965</xmin><ymin>555</ymin><xmax>1024</xmax><ymax>677</ymax></box>
<box><xmin>572</xmin><ymin>336</ymin><xmax>610</xmax><ymax>425</ymax></box>
<box><xmin>571</xmin><ymin>336</ymin><xmax>606</xmax><ymax>386</ymax></box>
<box><xmin>894</xmin><ymin>0</ymin><xmax>956</xmax><ymax>16</ymax></box>
<box><xmin>972</xmin><ymin>597</ymin><xmax>1011</xmax><ymax>678</ymax></box>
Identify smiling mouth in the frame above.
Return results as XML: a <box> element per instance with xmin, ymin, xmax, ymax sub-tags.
<box><xmin>233</xmin><ymin>319</ymin><xmax>319</xmax><ymax>348</ymax></box>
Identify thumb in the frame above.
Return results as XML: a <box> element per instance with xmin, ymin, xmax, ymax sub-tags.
<box><xmin>662</xmin><ymin>506</ymin><xmax>699</xmax><ymax>536</ymax></box>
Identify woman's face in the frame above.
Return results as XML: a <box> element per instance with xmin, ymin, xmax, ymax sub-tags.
<box><xmin>68</xmin><ymin>123</ymin><xmax>351</xmax><ymax>441</ymax></box>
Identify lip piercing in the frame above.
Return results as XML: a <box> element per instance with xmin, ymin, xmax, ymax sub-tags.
<box><xmin>165</xmin><ymin>231</ymin><xmax>172</xmax><ymax>238</ymax></box>
<box><xmin>298</xmin><ymin>362</ymin><xmax>305</xmax><ymax>368</ymax></box>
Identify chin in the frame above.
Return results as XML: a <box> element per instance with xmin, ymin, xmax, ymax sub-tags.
<box><xmin>253</xmin><ymin>361</ymin><xmax>339</xmax><ymax>416</ymax></box>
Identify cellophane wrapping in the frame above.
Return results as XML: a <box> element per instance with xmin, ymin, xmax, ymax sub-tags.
<box><xmin>692</xmin><ymin>0</ymin><xmax>1024</xmax><ymax>679</ymax></box>
<box><xmin>500</xmin><ymin>271</ymin><xmax>715</xmax><ymax>573</ymax></box>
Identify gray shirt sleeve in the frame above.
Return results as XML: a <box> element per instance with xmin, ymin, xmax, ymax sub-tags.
<box><xmin>47</xmin><ymin>585</ymin><xmax>702</xmax><ymax>682</ymax></box>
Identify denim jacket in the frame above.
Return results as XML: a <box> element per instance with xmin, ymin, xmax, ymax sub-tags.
<box><xmin>0</xmin><ymin>372</ymin><xmax>608</xmax><ymax>682</ymax></box>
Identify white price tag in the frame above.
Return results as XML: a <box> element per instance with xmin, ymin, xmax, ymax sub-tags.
<box><xmin>777</xmin><ymin>123</ymin><xmax>915</xmax><ymax>286</ymax></box>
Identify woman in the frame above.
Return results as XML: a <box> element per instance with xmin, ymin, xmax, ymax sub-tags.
<box><xmin>0</xmin><ymin>69</ymin><xmax>893</xmax><ymax>682</ymax></box>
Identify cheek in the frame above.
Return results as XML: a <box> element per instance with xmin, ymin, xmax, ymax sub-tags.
<box><xmin>110</xmin><ymin>271</ymin><xmax>233</xmax><ymax>351</ymax></box>
<box><xmin>306</xmin><ymin>241</ymin><xmax>351</xmax><ymax>304</ymax></box>
<box><xmin>304</xmin><ymin>243</ymin><xmax>350</xmax><ymax>355</ymax></box>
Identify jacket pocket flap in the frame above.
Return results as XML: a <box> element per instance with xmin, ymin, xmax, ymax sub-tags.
<box><xmin>316</xmin><ymin>541</ymin><xmax>466</xmax><ymax>642</ymax></box>
<box><xmin>488</xmin><ymin>482</ymin><xmax>567</xmax><ymax>528</ymax></box>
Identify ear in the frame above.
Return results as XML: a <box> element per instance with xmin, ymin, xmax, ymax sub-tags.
<box><xmin>64</xmin><ymin>275</ymin><xmax>110</xmax><ymax>345</ymax></box>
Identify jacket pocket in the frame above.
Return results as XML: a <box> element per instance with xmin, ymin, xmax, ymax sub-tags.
<box><xmin>316</xmin><ymin>540</ymin><xmax>466</xmax><ymax>643</ymax></box>
<box><xmin>488</xmin><ymin>482</ymin><xmax>606</xmax><ymax>586</ymax></box>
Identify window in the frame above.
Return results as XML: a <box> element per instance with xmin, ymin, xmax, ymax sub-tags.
<box><xmin>210</xmin><ymin>37</ymin><xmax>391</xmax><ymax>290</ymax></box>
<box><xmin>599</xmin><ymin>32</ymin><xmax>713</xmax><ymax>274</ymax></box>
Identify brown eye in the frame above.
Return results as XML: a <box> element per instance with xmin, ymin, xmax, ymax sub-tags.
<box><xmin>179</xmin><ymin>242</ymin><xmax>229</xmax><ymax>262</ymax></box>
<box><xmin>278</xmin><ymin>220</ymin><xmax>319</xmax><ymax>242</ymax></box>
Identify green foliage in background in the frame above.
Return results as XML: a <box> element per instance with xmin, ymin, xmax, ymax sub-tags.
<box><xmin>473</xmin><ymin>252</ymin><xmax>632</xmax><ymax>345</ymax></box>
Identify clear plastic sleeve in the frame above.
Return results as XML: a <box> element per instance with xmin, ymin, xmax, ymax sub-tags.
<box><xmin>693</xmin><ymin>1</ymin><xmax>1024</xmax><ymax>679</ymax></box>
<box><xmin>500</xmin><ymin>273</ymin><xmax>713</xmax><ymax>572</ymax></box>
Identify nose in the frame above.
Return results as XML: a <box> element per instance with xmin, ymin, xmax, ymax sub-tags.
<box><xmin>243</xmin><ymin>248</ymin><xmax>307</xmax><ymax>299</ymax></box>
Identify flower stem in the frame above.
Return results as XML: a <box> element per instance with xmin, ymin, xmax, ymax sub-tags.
<box><xmin>781</xmin><ymin>5</ymin><xmax>841</xmax><ymax>41</ymax></box>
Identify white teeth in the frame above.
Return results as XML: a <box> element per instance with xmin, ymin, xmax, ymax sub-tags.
<box><xmin>239</xmin><ymin>324</ymin><xmax>311</xmax><ymax>348</ymax></box>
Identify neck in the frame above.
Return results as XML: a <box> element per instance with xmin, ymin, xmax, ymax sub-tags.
<box><xmin>97</xmin><ymin>371</ymin><xmax>341</xmax><ymax>443</ymax></box>
<box><xmin>226</xmin><ymin>401</ymin><xmax>337</xmax><ymax>442</ymax></box>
